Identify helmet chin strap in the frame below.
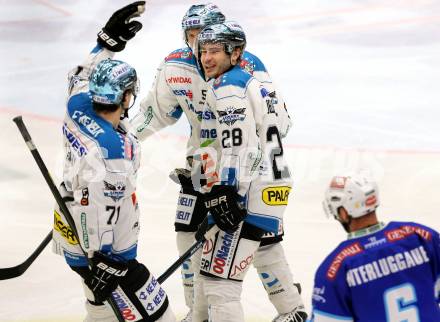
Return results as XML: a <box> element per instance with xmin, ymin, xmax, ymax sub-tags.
<box><xmin>119</xmin><ymin>95</ymin><xmax>137</xmax><ymax>120</ymax></box>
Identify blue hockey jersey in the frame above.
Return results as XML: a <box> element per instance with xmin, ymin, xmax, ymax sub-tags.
<box><xmin>311</xmin><ymin>221</ymin><xmax>440</xmax><ymax>321</ymax></box>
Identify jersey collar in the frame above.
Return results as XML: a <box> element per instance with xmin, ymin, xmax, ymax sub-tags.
<box><xmin>347</xmin><ymin>222</ymin><xmax>386</xmax><ymax>239</ymax></box>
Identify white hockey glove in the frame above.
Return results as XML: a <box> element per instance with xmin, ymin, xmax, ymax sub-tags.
<box><xmin>273</xmin><ymin>305</ymin><xmax>308</xmax><ymax>322</ymax></box>
<box><xmin>84</xmin><ymin>252</ymin><xmax>128</xmax><ymax>303</ymax></box>
<box><xmin>204</xmin><ymin>185</ymin><xmax>247</xmax><ymax>232</ymax></box>
<box><xmin>97</xmin><ymin>1</ymin><xmax>146</xmax><ymax>52</ymax></box>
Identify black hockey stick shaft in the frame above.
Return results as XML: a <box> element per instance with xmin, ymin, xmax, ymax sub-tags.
<box><xmin>0</xmin><ymin>231</ymin><xmax>52</xmax><ymax>280</ymax></box>
<box><xmin>12</xmin><ymin>116</ymin><xmax>125</xmax><ymax>322</ymax></box>
<box><xmin>158</xmin><ymin>220</ymin><xmax>219</xmax><ymax>284</ymax></box>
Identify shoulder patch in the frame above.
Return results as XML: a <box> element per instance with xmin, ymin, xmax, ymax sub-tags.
<box><xmin>213</xmin><ymin>66</ymin><xmax>252</xmax><ymax>90</ymax></box>
<box><xmin>385</xmin><ymin>224</ymin><xmax>432</xmax><ymax>242</ymax></box>
<box><xmin>165</xmin><ymin>47</ymin><xmax>195</xmax><ymax>65</ymax></box>
<box><xmin>327</xmin><ymin>242</ymin><xmax>364</xmax><ymax>280</ymax></box>
<box><xmin>241</xmin><ymin>51</ymin><xmax>267</xmax><ymax>74</ymax></box>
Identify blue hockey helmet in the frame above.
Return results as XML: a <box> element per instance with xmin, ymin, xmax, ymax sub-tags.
<box><xmin>181</xmin><ymin>3</ymin><xmax>225</xmax><ymax>42</ymax></box>
<box><xmin>198</xmin><ymin>21</ymin><xmax>246</xmax><ymax>55</ymax></box>
<box><xmin>89</xmin><ymin>59</ymin><xmax>139</xmax><ymax>106</ymax></box>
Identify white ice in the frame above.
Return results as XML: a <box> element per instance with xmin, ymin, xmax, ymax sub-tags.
<box><xmin>1</xmin><ymin>0</ymin><xmax>440</xmax><ymax>321</ymax></box>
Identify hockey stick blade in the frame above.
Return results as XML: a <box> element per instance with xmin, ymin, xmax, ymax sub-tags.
<box><xmin>158</xmin><ymin>219</ymin><xmax>219</xmax><ymax>284</ymax></box>
<box><xmin>13</xmin><ymin>116</ymin><xmax>125</xmax><ymax>322</ymax></box>
<box><xmin>0</xmin><ymin>231</ymin><xmax>52</xmax><ymax>280</ymax></box>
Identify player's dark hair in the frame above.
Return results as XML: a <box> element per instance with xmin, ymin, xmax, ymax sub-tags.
<box><xmin>92</xmin><ymin>90</ymin><xmax>131</xmax><ymax>113</ymax></box>
<box><xmin>92</xmin><ymin>102</ymin><xmax>119</xmax><ymax>113</ymax></box>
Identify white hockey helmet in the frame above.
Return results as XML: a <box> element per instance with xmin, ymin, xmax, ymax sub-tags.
<box><xmin>323</xmin><ymin>173</ymin><xmax>379</xmax><ymax>220</ymax></box>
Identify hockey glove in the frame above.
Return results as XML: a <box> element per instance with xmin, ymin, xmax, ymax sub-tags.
<box><xmin>290</xmin><ymin>305</ymin><xmax>308</xmax><ymax>322</ymax></box>
<box><xmin>97</xmin><ymin>1</ymin><xmax>146</xmax><ymax>52</ymax></box>
<box><xmin>273</xmin><ymin>305</ymin><xmax>308</xmax><ymax>322</ymax></box>
<box><xmin>170</xmin><ymin>168</ymin><xmax>209</xmax><ymax>231</ymax></box>
<box><xmin>169</xmin><ymin>168</ymin><xmax>194</xmax><ymax>193</ymax></box>
<box><xmin>204</xmin><ymin>185</ymin><xmax>247</xmax><ymax>232</ymax></box>
<box><xmin>84</xmin><ymin>252</ymin><xmax>128</xmax><ymax>303</ymax></box>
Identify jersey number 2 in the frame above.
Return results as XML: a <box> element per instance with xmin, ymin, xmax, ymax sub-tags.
<box><xmin>266</xmin><ymin>126</ymin><xmax>289</xmax><ymax>180</ymax></box>
<box><xmin>383</xmin><ymin>283</ymin><xmax>420</xmax><ymax>322</ymax></box>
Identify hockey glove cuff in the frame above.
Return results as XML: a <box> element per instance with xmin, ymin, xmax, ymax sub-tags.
<box><xmin>204</xmin><ymin>185</ymin><xmax>247</xmax><ymax>232</ymax></box>
<box><xmin>290</xmin><ymin>305</ymin><xmax>308</xmax><ymax>322</ymax></box>
<box><xmin>97</xmin><ymin>1</ymin><xmax>146</xmax><ymax>52</ymax></box>
<box><xmin>84</xmin><ymin>252</ymin><xmax>128</xmax><ymax>303</ymax></box>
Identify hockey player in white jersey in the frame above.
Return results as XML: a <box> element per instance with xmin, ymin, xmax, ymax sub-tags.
<box><xmin>192</xmin><ymin>22</ymin><xmax>307</xmax><ymax>322</ymax></box>
<box><xmin>51</xmin><ymin>2</ymin><xmax>175</xmax><ymax>321</ymax></box>
<box><xmin>130</xmin><ymin>4</ymin><xmax>305</xmax><ymax>322</ymax></box>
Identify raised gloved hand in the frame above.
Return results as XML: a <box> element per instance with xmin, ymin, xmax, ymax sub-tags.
<box><xmin>97</xmin><ymin>1</ymin><xmax>146</xmax><ymax>52</ymax></box>
<box><xmin>169</xmin><ymin>168</ymin><xmax>194</xmax><ymax>193</ymax></box>
<box><xmin>204</xmin><ymin>185</ymin><xmax>247</xmax><ymax>232</ymax></box>
<box><xmin>84</xmin><ymin>252</ymin><xmax>128</xmax><ymax>303</ymax></box>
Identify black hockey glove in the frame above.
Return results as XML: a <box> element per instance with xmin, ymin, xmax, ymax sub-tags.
<box><xmin>170</xmin><ymin>168</ymin><xmax>209</xmax><ymax>231</ymax></box>
<box><xmin>84</xmin><ymin>252</ymin><xmax>128</xmax><ymax>303</ymax></box>
<box><xmin>169</xmin><ymin>168</ymin><xmax>195</xmax><ymax>193</ymax></box>
<box><xmin>97</xmin><ymin>1</ymin><xmax>146</xmax><ymax>52</ymax></box>
<box><xmin>204</xmin><ymin>185</ymin><xmax>247</xmax><ymax>232</ymax></box>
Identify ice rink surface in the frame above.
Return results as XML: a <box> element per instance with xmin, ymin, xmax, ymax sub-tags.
<box><xmin>1</xmin><ymin>0</ymin><xmax>440</xmax><ymax>321</ymax></box>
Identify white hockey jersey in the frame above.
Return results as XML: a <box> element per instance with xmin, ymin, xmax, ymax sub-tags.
<box><xmin>52</xmin><ymin>45</ymin><xmax>141</xmax><ymax>266</ymax></box>
<box><xmin>200</xmin><ymin>64</ymin><xmax>292</xmax><ymax>235</ymax></box>
<box><xmin>130</xmin><ymin>47</ymin><xmax>291</xmax><ymax>167</ymax></box>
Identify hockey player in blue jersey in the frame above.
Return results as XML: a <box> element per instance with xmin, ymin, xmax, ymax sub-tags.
<box><xmin>130</xmin><ymin>4</ymin><xmax>305</xmax><ymax>322</ymax></box>
<box><xmin>311</xmin><ymin>173</ymin><xmax>440</xmax><ymax>321</ymax></box>
<box><xmin>51</xmin><ymin>2</ymin><xmax>175</xmax><ymax>321</ymax></box>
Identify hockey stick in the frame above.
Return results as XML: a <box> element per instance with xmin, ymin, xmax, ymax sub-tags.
<box><xmin>12</xmin><ymin>116</ymin><xmax>125</xmax><ymax>322</ymax></box>
<box><xmin>158</xmin><ymin>218</ymin><xmax>219</xmax><ymax>284</ymax></box>
<box><xmin>0</xmin><ymin>231</ymin><xmax>52</xmax><ymax>280</ymax></box>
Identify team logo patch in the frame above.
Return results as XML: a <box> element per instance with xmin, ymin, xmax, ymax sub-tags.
<box><xmin>53</xmin><ymin>210</ymin><xmax>78</xmax><ymax>245</ymax></box>
<box><xmin>103</xmin><ymin>181</ymin><xmax>126</xmax><ymax>201</ymax></box>
<box><xmin>240</xmin><ymin>59</ymin><xmax>254</xmax><ymax>75</ymax></box>
<box><xmin>217</xmin><ymin>107</ymin><xmax>246</xmax><ymax>126</ymax></box>
<box><xmin>262</xmin><ymin>186</ymin><xmax>291</xmax><ymax>206</ymax></box>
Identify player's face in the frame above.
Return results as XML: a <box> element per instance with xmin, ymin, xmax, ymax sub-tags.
<box><xmin>201</xmin><ymin>43</ymin><xmax>232</xmax><ymax>78</ymax></box>
<box><xmin>186</xmin><ymin>28</ymin><xmax>201</xmax><ymax>49</ymax></box>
